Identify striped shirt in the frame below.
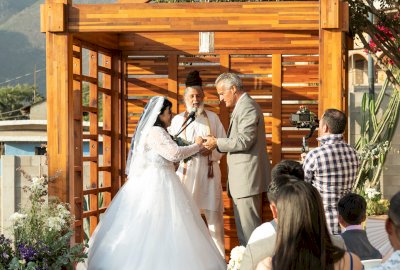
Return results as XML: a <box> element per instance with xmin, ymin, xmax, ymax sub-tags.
<box><xmin>303</xmin><ymin>134</ymin><xmax>359</xmax><ymax>235</ymax></box>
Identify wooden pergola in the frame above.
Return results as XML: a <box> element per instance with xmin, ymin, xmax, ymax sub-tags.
<box><xmin>41</xmin><ymin>0</ymin><xmax>349</xmax><ymax>254</ymax></box>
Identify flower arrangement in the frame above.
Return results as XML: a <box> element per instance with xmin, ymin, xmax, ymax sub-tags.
<box><xmin>0</xmin><ymin>173</ymin><xmax>87</xmax><ymax>270</ymax></box>
<box><xmin>173</xmin><ymin>136</ymin><xmax>194</xmax><ymax>162</ymax></box>
<box><xmin>362</xmin><ymin>187</ymin><xmax>390</xmax><ymax>217</ymax></box>
<box><xmin>227</xmin><ymin>245</ymin><xmax>246</xmax><ymax>270</ymax></box>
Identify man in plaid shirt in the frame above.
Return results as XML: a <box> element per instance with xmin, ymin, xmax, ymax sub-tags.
<box><xmin>303</xmin><ymin>109</ymin><xmax>359</xmax><ymax>235</ymax></box>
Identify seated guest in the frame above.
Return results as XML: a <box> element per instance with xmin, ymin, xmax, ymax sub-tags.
<box><xmin>240</xmin><ymin>180</ymin><xmax>347</xmax><ymax>270</ymax></box>
<box><xmin>256</xmin><ymin>182</ymin><xmax>362</xmax><ymax>270</ymax></box>
<box><xmin>271</xmin><ymin>159</ymin><xmax>304</xmax><ymax>181</ymax></box>
<box><xmin>247</xmin><ymin>160</ymin><xmax>304</xmax><ymax>244</ymax></box>
<box><xmin>338</xmin><ymin>193</ymin><xmax>382</xmax><ymax>260</ymax></box>
<box><xmin>371</xmin><ymin>191</ymin><xmax>400</xmax><ymax>270</ymax></box>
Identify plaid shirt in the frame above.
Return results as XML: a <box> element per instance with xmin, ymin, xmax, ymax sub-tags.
<box><xmin>303</xmin><ymin>134</ymin><xmax>359</xmax><ymax>235</ymax></box>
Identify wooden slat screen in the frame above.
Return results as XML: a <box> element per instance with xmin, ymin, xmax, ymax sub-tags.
<box><xmin>124</xmin><ymin>49</ymin><xmax>319</xmax><ymax>254</ymax></box>
<box><xmin>281</xmin><ymin>55</ymin><xmax>319</xmax><ymax>160</ymax></box>
<box><xmin>68</xmin><ymin>2</ymin><xmax>319</xmax><ymax>33</ymax></box>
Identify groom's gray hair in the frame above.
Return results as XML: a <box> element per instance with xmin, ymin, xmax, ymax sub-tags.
<box><xmin>215</xmin><ymin>73</ymin><xmax>244</xmax><ymax>92</ymax></box>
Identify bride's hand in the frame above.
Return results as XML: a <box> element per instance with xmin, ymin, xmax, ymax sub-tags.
<box><xmin>194</xmin><ymin>136</ymin><xmax>203</xmax><ymax>146</ymax></box>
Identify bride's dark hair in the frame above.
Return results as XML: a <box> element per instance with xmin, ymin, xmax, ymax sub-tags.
<box><xmin>154</xmin><ymin>98</ymin><xmax>172</xmax><ymax>129</ymax></box>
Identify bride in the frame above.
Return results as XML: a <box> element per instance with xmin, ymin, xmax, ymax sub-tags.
<box><xmin>84</xmin><ymin>96</ymin><xmax>226</xmax><ymax>269</ymax></box>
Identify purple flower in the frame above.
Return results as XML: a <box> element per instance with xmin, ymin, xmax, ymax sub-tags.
<box><xmin>18</xmin><ymin>243</ymin><xmax>38</xmax><ymax>261</ymax></box>
<box><xmin>0</xmin><ymin>234</ymin><xmax>13</xmax><ymax>265</ymax></box>
<box><xmin>0</xmin><ymin>234</ymin><xmax>11</xmax><ymax>245</ymax></box>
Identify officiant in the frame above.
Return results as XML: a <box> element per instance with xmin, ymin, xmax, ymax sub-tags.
<box><xmin>169</xmin><ymin>70</ymin><xmax>226</xmax><ymax>257</ymax></box>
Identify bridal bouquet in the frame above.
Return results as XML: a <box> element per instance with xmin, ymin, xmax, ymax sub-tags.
<box><xmin>0</xmin><ymin>173</ymin><xmax>87</xmax><ymax>270</ymax></box>
<box><xmin>173</xmin><ymin>136</ymin><xmax>194</xmax><ymax>163</ymax></box>
<box><xmin>227</xmin><ymin>245</ymin><xmax>246</xmax><ymax>270</ymax></box>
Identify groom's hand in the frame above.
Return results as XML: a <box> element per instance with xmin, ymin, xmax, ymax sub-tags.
<box><xmin>203</xmin><ymin>135</ymin><xmax>217</xmax><ymax>150</ymax></box>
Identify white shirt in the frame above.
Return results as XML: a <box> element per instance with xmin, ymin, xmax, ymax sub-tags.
<box><xmin>247</xmin><ymin>220</ymin><xmax>277</xmax><ymax>244</ymax></box>
<box><xmin>371</xmin><ymin>250</ymin><xmax>400</xmax><ymax>270</ymax></box>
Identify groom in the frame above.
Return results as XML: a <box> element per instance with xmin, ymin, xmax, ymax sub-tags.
<box><xmin>204</xmin><ymin>73</ymin><xmax>271</xmax><ymax>245</ymax></box>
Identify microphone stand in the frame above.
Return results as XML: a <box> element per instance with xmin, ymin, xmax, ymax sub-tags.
<box><xmin>174</xmin><ymin>116</ymin><xmax>195</xmax><ymax>138</ymax></box>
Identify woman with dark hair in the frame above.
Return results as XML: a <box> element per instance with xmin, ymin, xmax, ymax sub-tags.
<box><xmin>83</xmin><ymin>96</ymin><xmax>226</xmax><ymax>270</ymax></box>
<box><xmin>256</xmin><ymin>181</ymin><xmax>363</xmax><ymax>270</ymax></box>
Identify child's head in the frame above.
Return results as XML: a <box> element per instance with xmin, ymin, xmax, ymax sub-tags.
<box><xmin>338</xmin><ymin>193</ymin><xmax>367</xmax><ymax>226</ymax></box>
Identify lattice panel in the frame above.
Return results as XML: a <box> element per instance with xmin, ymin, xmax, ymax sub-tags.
<box><xmin>72</xmin><ymin>39</ymin><xmax>120</xmax><ymax>243</ymax></box>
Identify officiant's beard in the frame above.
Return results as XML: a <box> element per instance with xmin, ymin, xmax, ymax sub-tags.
<box><xmin>185</xmin><ymin>102</ymin><xmax>204</xmax><ymax>116</ymax></box>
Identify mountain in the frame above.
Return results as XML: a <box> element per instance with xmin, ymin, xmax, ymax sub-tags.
<box><xmin>0</xmin><ymin>0</ymin><xmax>38</xmax><ymax>25</ymax></box>
<box><xmin>0</xmin><ymin>0</ymin><xmax>115</xmax><ymax>97</ymax></box>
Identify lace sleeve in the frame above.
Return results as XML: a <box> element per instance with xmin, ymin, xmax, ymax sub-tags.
<box><xmin>147</xmin><ymin>127</ymin><xmax>200</xmax><ymax>162</ymax></box>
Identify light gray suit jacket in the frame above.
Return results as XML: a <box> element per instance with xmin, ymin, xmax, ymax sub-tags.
<box><xmin>217</xmin><ymin>93</ymin><xmax>271</xmax><ymax>198</ymax></box>
<box><xmin>240</xmin><ymin>233</ymin><xmax>347</xmax><ymax>270</ymax></box>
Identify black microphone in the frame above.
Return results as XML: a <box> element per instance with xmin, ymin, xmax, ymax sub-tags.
<box><xmin>181</xmin><ymin>107</ymin><xmax>197</xmax><ymax>127</ymax></box>
<box><xmin>175</xmin><ymin>108</ymin><xmax>197</xmax><ymax>137</ymax></box>
<box><xmin>188</xmin><ymin>108</ymin><xmax>196</xmax><ymax>119</ymax></box>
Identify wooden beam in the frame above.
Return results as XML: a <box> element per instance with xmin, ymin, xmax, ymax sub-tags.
<box><xmin>219</xmin><ymin>54</ymin><xmax>230</xmax><ymax>131</ymax></box>
<box><xmin>72</xmin><ymin>42</ymin><xmax>83</xmax><ymax>243</ymax></box>
<box><xmin>168</xmin><ymin>55</ymin><xmax>178</xmax><ymax>114</ymax></box>
<box><xmin>68</xmin><ymin>2</ymin><xmax>319</xmax><ymax>32</ymax></box>
<box><xmin>73</xmin><ymin>33</ymin><xmax>120</xmax><ymax>51</ymax></box>
<box><xmin>117</xmin><ymin>0</ymin><xmax>150</xmax><ymax>2</ymax></box>
<box><xmin>119</xmin><ymin>31</ymin><xmax>319</xmax><ymax>53</ymax></box>
<box><xmin>271</xmin><ymin>54</ymin><xmax>282</xmax><ymax>167</ymax></box>
<box><xmin>340</xmin><ymin>1</ymin><xmax>349</xmax><ymax>32</ymax></box>
<box><xmin>45</xmin><ymin>0</ymin><xmax>73</xmax><ymax>208</ymax></box>
<box><xmin>321</xmin><ymin>0</ymin><xmax>339</xmax><ymax>29</ymax></box>
<box><xmin>219</xmin><ymin>54</ymin><xmax>230</xmax><ymax>187</ymax></box>
<box><xmin>46</xmin><ymin>32</ymin><xmax>73</xmax><ymax>203</ymax></box>
<box><xmin>319</xmin><ymin>0</ymin><xmax>347</xmax><ymax>115</ymax></box>
<box><xmin>321</xmin><ymin>0</ymin><xmax>348</xmax><ymax>31</ymax></box>
<box><xmin>111</xmin><ymin>52</ymin><xmax>122</xmax><ymax>197</ymax></box>
<box><xmin>40</xmin><ymin>3</ymin><xmax>66</xmax><ymax>33</ymax></box>
<box><xmin>121</xmin><ymin>56</ymin><xmax>128</xmax><ymax>186</ymax></box>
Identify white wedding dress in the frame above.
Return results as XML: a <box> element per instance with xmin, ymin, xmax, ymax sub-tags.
<box><xmin>86</xmin><ymin>126</ymin><xmax>226</xmax><ymax>270</ymax></box>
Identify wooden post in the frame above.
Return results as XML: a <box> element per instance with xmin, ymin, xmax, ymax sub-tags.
<box><xmin>272</xmin><ymin>54</ymin><xmax>282</xmax><ymax>167</ymax></box>
<box><xmin>111</xmin><ymin>51</ymin><xmax>122</xmax><ymax>197</ymax></box>
<box><xmin>319</xmin><ymin>0</ymin><xmax>349</xmax><ymax>116</ymax></box>
<box><xmin>168</xmin><ymin>54</ymin><xmax>179</xmax><ymax>114</ymax></box>
<box><xmin>72</xmin><ymin>41</ymin><xmax>83</xmax><ymax>243</ymax></box>
<box><xmin>219</xmin><ymin>54</ymin><xmax>230</xmax><ymax>131</ymax></box>
<box><xmin>42</xmin><ymin>0</ymin><xmax>74</xmax><ymax>205</ymax></box>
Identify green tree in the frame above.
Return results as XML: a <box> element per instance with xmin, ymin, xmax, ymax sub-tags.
<box><xmin>0</xmin><ymin>84</ymin><xmax>43</xmax><ymax>120</ymax></box>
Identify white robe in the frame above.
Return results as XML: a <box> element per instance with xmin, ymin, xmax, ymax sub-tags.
<box><xmin>169</xmin><ymin>110</ymin><xmax>226</xmax><ymax>212</ymax></box>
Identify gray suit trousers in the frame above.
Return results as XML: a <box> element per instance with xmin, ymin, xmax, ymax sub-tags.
<box><xmin>233</xmin><ymin>194</ymin><xmax>262</xmax><ymax>246</ymax></box>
